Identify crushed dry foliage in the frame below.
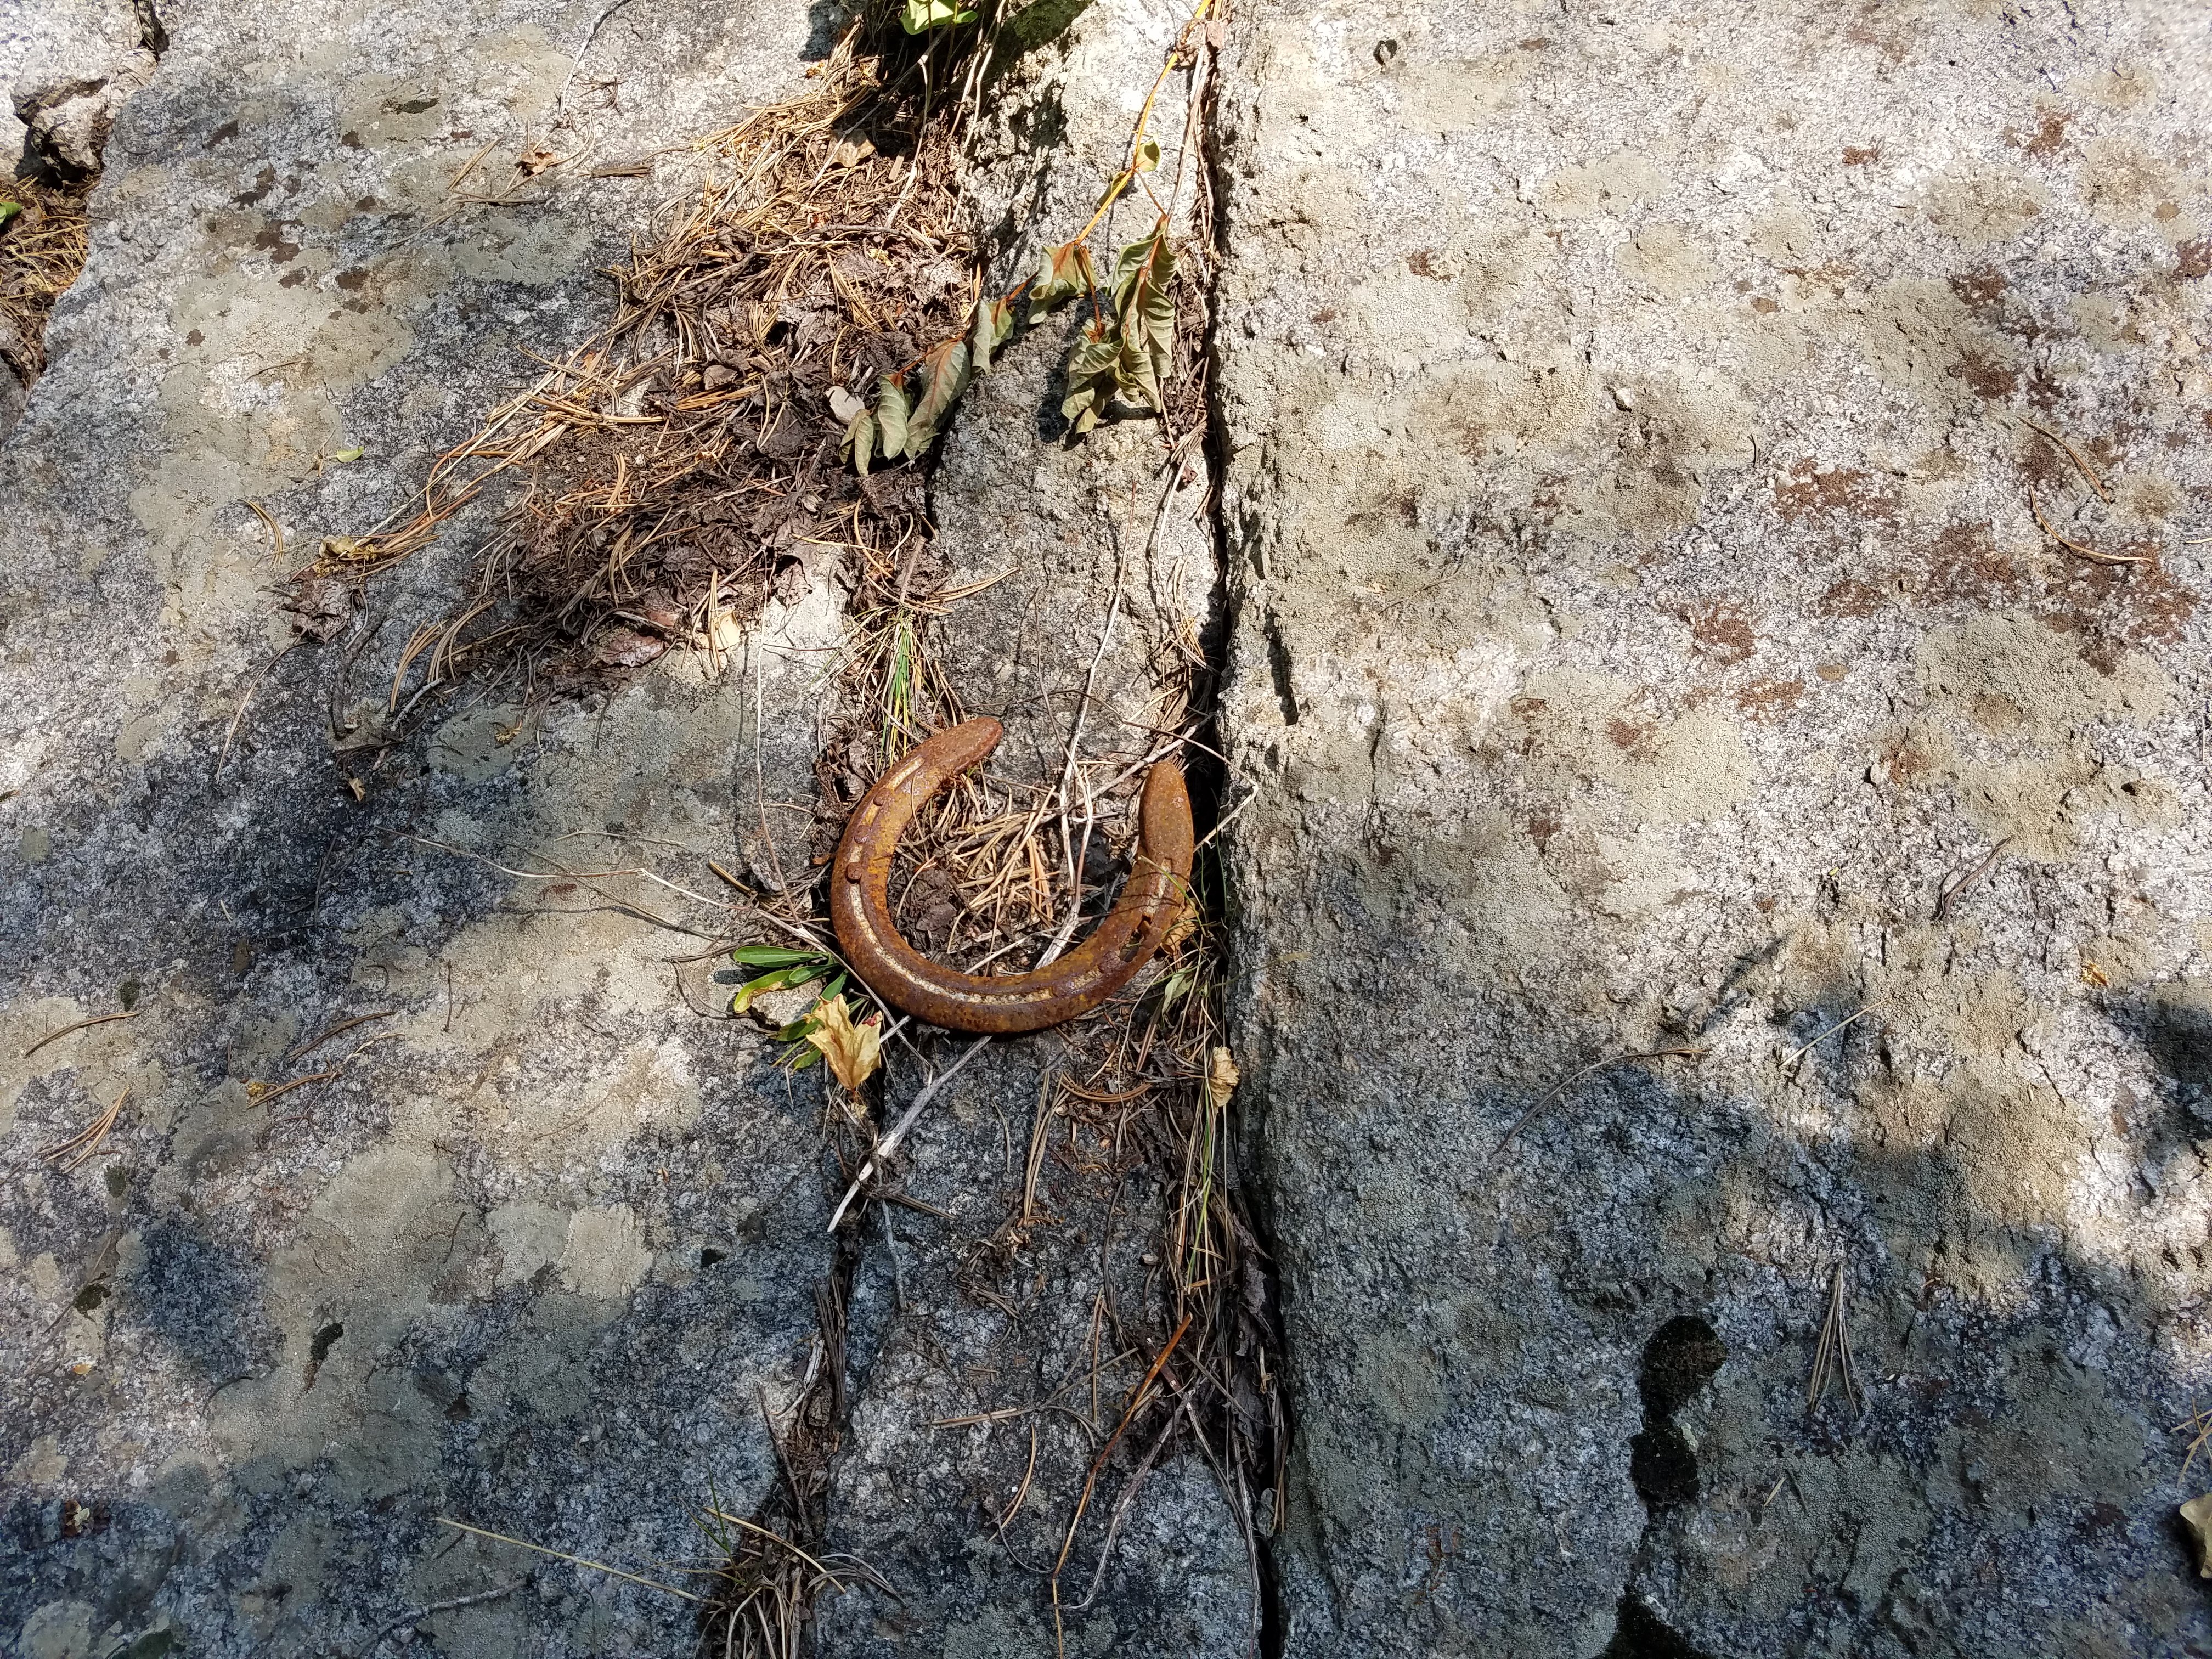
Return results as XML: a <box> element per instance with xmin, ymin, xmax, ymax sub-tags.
<box><xmin>298</xmin><ymin>0</ymin><xmax>1269</xmax><ymax>1649</ymax></box>
<box><xmin>0</xmin><ymin>178</ymin><xmax>93</xmax><ymax>389</ymax></box>
<box><xmin>293</xmin><ymin>18</ymin><xmax>969</xmax><ymax>693</ymax></box>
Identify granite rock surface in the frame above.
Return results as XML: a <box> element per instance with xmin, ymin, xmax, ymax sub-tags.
<box><xmin>1212</xmin><ymin>1</ymin><xmax>2212</xmax><ymax>1654</ymax></box>
<box><xmin>1</xmin><ymin>4</ymin><xmax>844</xmax><ymax>1656</ymax></box>
<box><xmin>10</xmin><ymin>0</ymin><xmax>2212</xmax><ymax>1655</ymax></box>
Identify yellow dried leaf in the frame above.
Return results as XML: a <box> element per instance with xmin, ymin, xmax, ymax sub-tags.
<box><xmin>1208</xmin><ymin>1046</ymin><xmax>1239</xmax><ymax>1102</ymax></box>
<box><xmin>806</xmin><ymin>994</ymin><xmax>882</xmax><ymax>1091</ymax></box>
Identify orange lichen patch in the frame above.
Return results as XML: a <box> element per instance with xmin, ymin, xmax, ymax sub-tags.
<box><xmin>1949</xmin><ymin>346</ymin><xmax>2018</xmax><ymax>400</ymax></box>
<box><xmin>1774</xmin><ymin>459</ymin><xmax>1900</xmax><ymax>523</ymax></box>
<box><xmin>1735</xmin><ymin>678</ymin><xmax>1805</xmax><ymax>722</ymax></box>
<box><xmin>1949</xmin><ymin>267</ymin><xmax>2008</xmax><ymax>309</ymax></box>
<box><xmin>1880</xmin><ymin>728</ymin><xmax>1942</xmax><ymax>783</ymax></box>
<box><xmin>1843</xmin><ymin>0</ymin><xmax>1911</xmax><ymax>64</ymax></box>
<box><xmin>2018</xmin><ymin>438</ymin><xmax>2072</xmax><ymax>489</ymax></box>
<box><xmin>1819</xmin><ymin>578</ymin><xmax>1885</xmax><ymax>618</ymax></box>
<box><xmin>1688</xmin><ymin>600</ymin><xmax>1757</xmax><ymax>664</ymax></box>
<box><xmin>1606</xmin><ymin>716</ymin><xmax>1659</xmax><ymax>759</ymax></box>
<box><xmin>2008</xmin><ymin>109</ymin><xmax>2073</xmax><ymax>159</ymax></box>
<box><xmin>2041</xmin><ymin>558</ymin><xmax>2197</xmax><ymax>670</ymax></box>
<box><xmin>1925</xmin><ymin>522</ymin><xmax>2021</xmax><ymax>606</ymax></box>
<box><xmin>1969</xmin><ymin>690</ymin><xmax>2029</xmax><ymax>735</ymax></box>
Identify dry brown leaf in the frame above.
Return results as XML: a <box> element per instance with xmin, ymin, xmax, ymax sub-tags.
<box><xmin>2182</xmin><ymin>1494</ymin><xmax>2212</xmax><ymax>1577</ymax></box>
<box><xmin>806</xmin><ymin>994</ymin><xmax>882</xmax><ymax>1090</ymax></box>
<box><xmin>516</xmin><ymin>145</ymin><xmax>562</xmax><ymax>177</ymax></box>
<box><xmin>1209</xmin><ymin>1046</ymin><xmax>1239</xmax><ymax>1103</ymax></box>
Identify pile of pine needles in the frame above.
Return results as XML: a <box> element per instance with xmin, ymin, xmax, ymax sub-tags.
<box><xmin>0</xmin><ymin>178</ymin><xmax>93</xmax><ymax>390</ymax></box>
<box><xmin>300</xmin><ymin>14</ymin><xmax>974</xmax><ymax>699</ymax></box>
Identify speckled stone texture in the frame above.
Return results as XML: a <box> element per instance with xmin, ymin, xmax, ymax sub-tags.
<box><xmin>1213</xmin><ymin>1</ymin><xmax>2212</xmax><ymax>1654</ymax></box>
<box><xmin>17</xmin><ymin>0</ymin><xmax>2212</xmax><ymax>1654</ymax></box>
<box><xmin>1</xmin><ymin>4</ymin><xmax>846</xmax><ymax>1656</ymax></box>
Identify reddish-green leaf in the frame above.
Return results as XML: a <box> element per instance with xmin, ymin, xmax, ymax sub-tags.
<box><xmin>901</xmin><ymin>337</ymin><xmax>972</xmax><ymax>456</ymax></box>
<box><xmin>1028</xmin><ymin>240</ymin><xmax>1096</xmax><ymax>317</ymax></box>
<box><xmin>1060</xmin><ymin>317</ymin><xmax>1122</xmax><ymax>436</ymax></box>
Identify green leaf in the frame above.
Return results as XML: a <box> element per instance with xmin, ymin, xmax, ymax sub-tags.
<box><xmin>1131</xmin><ymin>136</ymin><xmax>1162</xmax><ymax>175</ymax></box>
<box><xmin>1026</xmin><ymin>240</ymin><xmax>1096</xmax><ymax>317</ymax></box>
<box><xmin>874</xmin><ymin>374</ymin><xmax>911</xmax><ymax>460</ymax></box>
<box><xmin>1109</xmin><ymin>229</ymin><xmax>1176</xmax><ymax>413</ymax></box>
<box><xmin>972</xmin><ymin>293</ymin><xmax>1020</xmax><ymax>374</ymax></box>
<box><xmin>1158</xmin><ymin>963</ymin><xmax>1197</xmax><ymax>1009</ymax></box>
<box><xmin>1060</xmin><ymin>316</ymin><xmax>1122</xmax><ymax>436</ymax></box>
<box><xmin>843</xmin><ymin>407</ymin><xmax>876</xmax><ymax>475</ymax></box>
<box><xmin>901</xmin><ymin>0</ymin><xmax>976</xmax><ymax>31</ymax></box>
<box><xmin>730</xmin><ymin>964</ymin><xmax>823</xmax><ymax>1015</ymax></box>
<box><xmin>901</xmin><ymin>336</ymin><xmax>971</xmax><ymax>457</ymax></box>
<box><xmin>0</xmin><ymin>201</ymin><xmax>20</xmax><ymax>228</ymax></box>
<box><xmin>730</xmin><ymin>945</ymin><xmax>831</xmax><ymax>969</ymax></box>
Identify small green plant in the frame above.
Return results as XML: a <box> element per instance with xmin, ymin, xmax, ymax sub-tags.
<box><xmin>901</xmin><ymin>0</ymin><xmax>977</xmax><ymax>30</ymax></box>
<box><xmin>840</xmin><ymin>0</ymin><xmax>1210</xmax><ymax>467</ymax></box>
<box><xmin>727</xmin><ymin>944</ymin><xmax>846</xmax><ymax>1069</ymax></box>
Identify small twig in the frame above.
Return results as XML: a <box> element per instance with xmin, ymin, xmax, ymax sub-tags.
<box><xmin>285</xmin><ymin>1008</ymin><xmax>397</xmax><ymax>1063</ymax></box>
<box><xmin>1050</xmin><ymin>1314</ymin><xmax>1193</xmax><ymax>1656</ymax></box>
<box><xmin>1493</xmin><ymin>1046</ymin><xmax>1707</xmax><ymax>1154</ymax></box>
<box><xmin>249</xmin><ymin>1069</ymin><xmax>341</xmax><ymax>1109</ymax></box>
<box><xmin>1052</xmin><ymin>544</ymin><xmax>1128</xmax><ymax>929</ymax></box>
<box><xmin>395</xmin><ymin>832</ymin><xmax>726</xmax><ymax>910</ymax></box>
<box><xmin>1070</xmin><ymin>1417</ymin><xmax>1175</xmax><ymax>1609</ymax></box>
<box><xmin>1806</xmin><ymin>1260</ymin><xmax>1865</xmax><ymax>1415</ymax></box>
<box><xmin>2174</xmin><ymin>1400</ymin><xmax>2212</xmax><ymax>1488</ymax></box>
<box><xmin>752</xmin><ymin>644</ymin><xmax>792</xmax><ymax>897</ymax></box>
<box><xmin>1782</xmin><ymin>998</ymin><xmax>1888</xmax><ymax>1071</ymax></box>
<box><xmin>555</xmin><ymin>0</ymin><xmax>637</xmax><ymax>115</ymax></box>
<box><xmin>446</xmin><ymin>138</ymin><xmax>499</xmax><ymax>194</ymax></box>
<box><xmin>997</xmin><ymin>1422</ymin><xmax>1042</xmax><ymax>1533</ymax></box>
<box><xmin>2018</xmin><ymin>416</ymin><xmax>2113</xmax><ymax>503</ymax></box>
<box><xmin>2027</xmin><ymin>482</ymin><xmax>2151</xmax><ymax>566</ymax></box>
<box><xmin>40</xmin><ymin>1087</ymin><xmax>128</xmax><ymax>1172</ymax></box>
<box><xmin>1192</xmin><ymin>787</ymin><xmax>1256</xmax><ymax>854</ymax></box>
<box><xmin>879</xmin><ymin>1198</ymin><xmax>907</xmax><ymax>1312</ymax></box>
<box><xmin>434</xmin><ymin>1517</ymin><xmax>704</xmax><ymax>1602</ymax></box>
<box><xmin>244</xmin><ymin>499</ymin><xmax>287</xmax><ymax>560</ymax></box>
<box><xmin>213</xmin><ymin>643</ymin><xmax>305</xmax><ymax>782</ymax></box>
<box><xmin>360</xmin><ymin>1579</ymin><xmax>526</xmax><ymax>1656</ymax></box>
<box><xmin>1933</xmin><ymin>838</ymin><xmax>2009</xmax><ymax>921</ymax></box>
<box><xmin>22</xmin><ymin>1011</ymin><xmax>136</xmax><ymax>1058</ymax></box>
<box><xmin>826</xmin><ymin>1034</ymin><xmax>993</xmax><ymax>1231</ymax></box>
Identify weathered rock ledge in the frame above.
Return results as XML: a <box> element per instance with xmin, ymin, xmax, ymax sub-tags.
<box><xmin>8</xmin><ymin>0</ymin><xmax>2212</xmax><ymax>1656</ymax></box>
